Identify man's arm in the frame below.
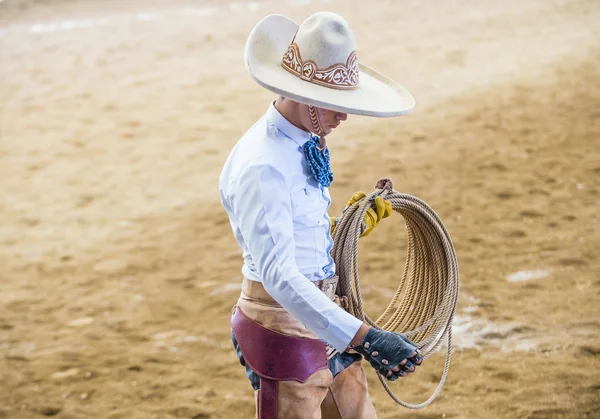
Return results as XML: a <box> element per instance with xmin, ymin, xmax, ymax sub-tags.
<box><xmin>232</xmin><ymin>163</ymin><xmax>363</xmax><ymax>352</ymax></box>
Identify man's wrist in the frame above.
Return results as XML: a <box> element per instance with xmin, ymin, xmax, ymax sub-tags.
<box><xmin>349</xmin><ymin>323</ymin><xmax>371</xmax><ymax>348</ymax></box>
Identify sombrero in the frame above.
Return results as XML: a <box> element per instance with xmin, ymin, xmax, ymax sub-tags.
<box><xmin>244</xmin><ymin>12</ymin><xmax>415</xmax><ymax>117</ymax></box>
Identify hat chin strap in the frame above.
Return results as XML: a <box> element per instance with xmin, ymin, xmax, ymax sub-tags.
<box><xmin>308</xmin><ymin>105</ymin><xmax>327</xmax><ymax>150</ymax></box>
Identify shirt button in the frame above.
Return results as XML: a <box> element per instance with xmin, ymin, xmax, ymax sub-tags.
<box><xmin>304</xmin><ymin>188</ymin><xmax>310</xmax><ymax>196</ymax></box>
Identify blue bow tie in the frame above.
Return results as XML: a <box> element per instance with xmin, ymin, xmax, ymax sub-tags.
<box><xmin>303</xmin><ymin>136</ymin><xmax>333</xmax><ymax>188</ymax></box>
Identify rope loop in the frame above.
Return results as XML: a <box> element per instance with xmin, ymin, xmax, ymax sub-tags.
<box><xmin>331</xmin><ymin>178</ymin><xmax>460</xmax><ymax>409</ymax></box>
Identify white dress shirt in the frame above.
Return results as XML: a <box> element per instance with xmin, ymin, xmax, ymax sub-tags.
<box><xmin>219</xmin><ymin>102</ymin><xmax>363</xmax><ymax>352</ymax></box>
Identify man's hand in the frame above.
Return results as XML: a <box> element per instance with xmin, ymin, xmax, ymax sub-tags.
<box><xmin>351</xmin><ymin>326</ymin><xmax>423</xmax><ymax>381</ymax></box>
<box><xmin>330</xmin><ymin>191</ymin><xmax>393</xmax><ymax>237</ymax></box>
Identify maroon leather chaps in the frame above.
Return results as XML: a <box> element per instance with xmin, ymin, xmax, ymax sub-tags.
<box><xmin>231</xmin><ymin>306</ymin><xmax>328</xmax><ymax>418</ymax></box>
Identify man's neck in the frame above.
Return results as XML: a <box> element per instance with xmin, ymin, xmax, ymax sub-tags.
<box><xmin>274</xmin><ymin>97</ymin><xmax>310</xmax><ymax>134</ymax></box>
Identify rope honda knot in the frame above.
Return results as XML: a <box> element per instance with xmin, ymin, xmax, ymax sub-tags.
<box><xmin>375</xmin><ymin>177</ymin><xmax>394</xmax><ymax>191</ymax></box>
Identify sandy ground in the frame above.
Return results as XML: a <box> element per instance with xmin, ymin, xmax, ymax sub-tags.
<box><xmin>1</xmin><ymin>0</ymin><xmax>599</xmax><ymax>417</ymax></box>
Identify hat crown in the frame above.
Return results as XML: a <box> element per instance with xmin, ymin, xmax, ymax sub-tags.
<box><xmin>281</xmin><ymin>12</ymin><xmax>359</xmax><ymax>90</ymax></box>
<box><xmin>293</xmin><ymin>12</ymin><xmax>357</xmax><ymax>69</ymax></box>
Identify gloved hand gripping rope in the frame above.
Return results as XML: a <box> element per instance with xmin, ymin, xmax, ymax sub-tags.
<box><xmin>331</xmin><ymin>177</ymin><xmax>460</xmax><ymax>409</ymax></box>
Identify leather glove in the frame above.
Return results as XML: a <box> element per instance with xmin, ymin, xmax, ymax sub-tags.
<box><xmin>353</xmin><ymin>328</ymin><xmax>423</xmax><ymax>381</ymax></box>
<box><xmin>329</xmin><ymin>215</ymin><xmax>339</xmax><ymax>236</ymax></box>
<box><xmin>346</xmin><ymin>191</ymin><xmax>393</xmax><ymax>237</ymax></box>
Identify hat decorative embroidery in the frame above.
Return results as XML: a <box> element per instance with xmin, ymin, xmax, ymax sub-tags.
<box><xmin>282</xmin><ymin>43</ymin><xmax>359</xmax><ymax>90</ymax></box>
<box><xmin>303</xmin><ymin>136</ymin><xmax>333</xmax><ymax>187</ymax></box>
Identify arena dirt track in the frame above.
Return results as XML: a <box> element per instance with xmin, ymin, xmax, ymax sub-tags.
<box><xmin>1</xmin><ymin>0</ymin><xmax>599</xmax><ymax>417</ymax></box>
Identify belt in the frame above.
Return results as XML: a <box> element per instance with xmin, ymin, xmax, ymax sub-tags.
<box><xmin>242</xmin><ymin>275</ymin><xmax>339</xmax><ymax>304</ymax></box>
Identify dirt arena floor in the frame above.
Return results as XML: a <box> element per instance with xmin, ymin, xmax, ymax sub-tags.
<box><xmin>1</xmin><ymin>0</ymin><xmax>599</xmax><ymax>417</ymax></box>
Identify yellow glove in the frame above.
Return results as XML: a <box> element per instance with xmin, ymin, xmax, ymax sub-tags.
<box><xmin>329</xmin><ymin>215</ymin><xmax>338</xmax><ymax>236</ymax></box>
<box><xmin>330</xmin><ymin>191</ymin><xmax>392</xmax><ymax>237</ymax></box>
<box><xmin>361</xmin><ymin>194</ymin><xmax>393</xmax><ymax>237</ymax></box>
<box><xmin>345</xmin><ymin>191</ymin><xmax>368</xmax><ymax>208</ymax></box>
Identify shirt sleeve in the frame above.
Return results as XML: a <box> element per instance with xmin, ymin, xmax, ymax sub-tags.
<box><xmin>231</xmin><ymin>163</ymin><xmax>363</xmax><ymax>352</ymax></box>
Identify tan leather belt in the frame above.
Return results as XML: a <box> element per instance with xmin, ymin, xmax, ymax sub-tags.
<box><xmin>242</xmin><ymin>276</ymin><xmax>339</xmax><ymax>304</ymax></box>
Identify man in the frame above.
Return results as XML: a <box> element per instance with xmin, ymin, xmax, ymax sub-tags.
<box><xmin>219</xmin><ymin>12</ymin><xmax>422</xmax><ymax>418</ymax></box>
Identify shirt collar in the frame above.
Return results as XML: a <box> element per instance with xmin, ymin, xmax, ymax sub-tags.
<box><xmin>266</xmin><ymin>102</ymin><xmax>313</xmax><ymax>147</ymax></box>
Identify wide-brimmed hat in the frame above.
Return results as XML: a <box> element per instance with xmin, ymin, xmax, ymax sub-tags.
<box><xmin>244</xmin><ymin>12</ymin><xmax>415</xmax><ymax>117</ymax></box>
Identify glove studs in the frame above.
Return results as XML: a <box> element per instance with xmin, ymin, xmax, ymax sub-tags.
<box><xmin>363</xmin><ymin>342</ymin><xmax>370</xmax><ymax>349</ymax></box>
<box><xmin>381</xmin><ymin>359</ymin><xmax>389</xmax><ymax>365</ymax></box>
<box><xmin>371</xmin><ymin>351</ymin><xmax>379</xmax><ymax>357</ymax></box>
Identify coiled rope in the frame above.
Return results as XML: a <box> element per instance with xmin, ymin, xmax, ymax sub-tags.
<box><xmin>331</xmin><ymin>178</ymin><xmax>460</xmax><ymax>409</ymax></box>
